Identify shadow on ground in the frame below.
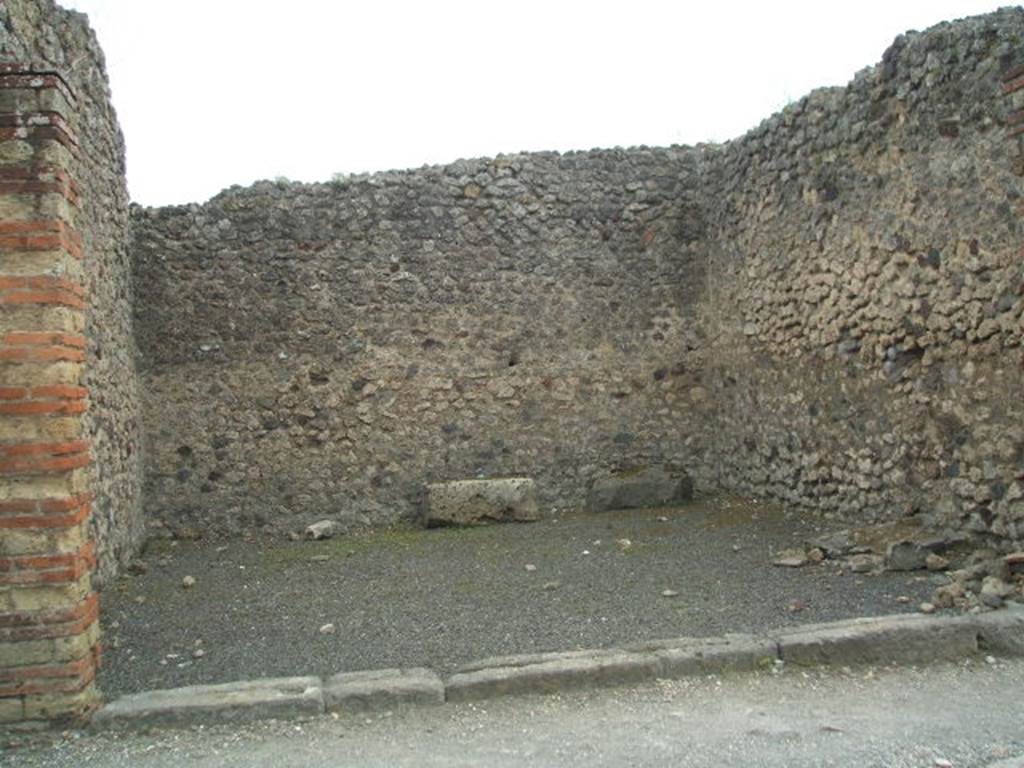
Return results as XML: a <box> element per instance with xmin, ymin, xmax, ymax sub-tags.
<box><xmin>98</xmin><ymin>495</ymin><xmax>941</xmax><ymax>698</ymax></box>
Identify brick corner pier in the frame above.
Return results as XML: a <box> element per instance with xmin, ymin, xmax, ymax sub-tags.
<box><xmin>0</xmin><ymin>63</ymin><xmax>100</xmax><ymax>728</ymax></box>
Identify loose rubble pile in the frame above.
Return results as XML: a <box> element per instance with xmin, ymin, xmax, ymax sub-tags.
<box><xmin>773</xmin><ymin>523</ymin><xmax>1024</xmax><ymax>614</ymax></box>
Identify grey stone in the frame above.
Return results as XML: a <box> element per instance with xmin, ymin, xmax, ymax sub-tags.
<box><xmin>847</xmin><ymin>553</ymin><xmax>883</xmax><ymax>573</ymax></box>
<box><xmin>306</xmin><ymin>520</ymin><xmax>341</xmax><ymax>540</ymax></box>
<box><xmin>425</xmin><ymin>478</ymin><xmax>539</xmax><ymax>526</ymax></box>
<box><xmin>446</xmin><ymin>633</ymin><xmax>777</xmax><ymax>703</ymax></box>
<box><xmin>324</xmin><ymin>668</ymin><xmax>444</xmax><ymax>712</ymax></box>
<box><xmin>980</xmin><ymin>576</ymin><xmax>1015</xmax><ymax>608</ymax></box>
<box><xmin>772</xmin><ymin>549</ymin><xmax>809</xmax><ymax>568</ymax></box>
<box><xmin>919</xmin><ymin>532</ymin><xmax>969</xmax><ymax>553</ymax></box>
<box><xmin>885</xmin><ymin>541</ymin><xmax>929</xmax><ymax>572</ymax></box>
<box><xmin>932</xmin><ymin>581</ymin><xmax>966</xmax><ymax>608</ymax></box>
<box><xmin>92</xmin><ymin>677</ymin><xmax>324</xmax><ymax>731</ymax></box>
<box><xmin>773</xmin><ymin>614</ymin><xmax>978</xmax><ymax>667</ymax></box>
<box><xmin>807</xmin><ymin>530</ymin><xmax>855</xmax><ymax>557</ymax></box>
<box><xmin>973</xmin><ymin>605</ymin><xmax>1024</xmax><ymax>656</ymax></box>
<box><xmin>445</xmin><ymin>650</ymin><xmax>661</xmax><ymax>702</ymax></box>
<box><xmin>625</xmin><ymin>633</ymin><xmax>777</xmax><ymax>675</ymax></box>
<box><xmin>585</xmin><ymin>466</ymin><xmax>693</xmax><ymax>513</ymax></box>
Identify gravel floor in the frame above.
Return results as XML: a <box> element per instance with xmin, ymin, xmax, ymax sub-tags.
<box><xmin>97</xmin><ymin>495</ymin><xmax>942</xmax><ymax>699</ymax></box>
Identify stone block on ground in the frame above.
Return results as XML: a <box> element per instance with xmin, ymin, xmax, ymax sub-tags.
<box><xmin>585</xmin><ymin>465</ymin><xmax>693</xmax><ymax>513</ymax></box>
<box><xmin>885</xmin><ymin>540</ymin><xmax>929</xmax><ymax>572</ymax></box>
<box><xmin>324</xmin><ymin>668</ymin><xmax>444</xmax><ymax>712</ymax></box>
<box><xmin>92</xmin><ymin>677</ymin><xmax>324</xmax><ymax>730</ymax></box>
<box><xmin>425</xmin><ymin>478</ymin><xmax>539</xmax><ymax>526</ymax></box>
<box><xmin>306</xmin><ymin>520</ymin><xmax>341</xmax><ymax>540</ymax></box>
<box><xmin>773</xmin><ymin>614</ymin><xmax>977</xmax><ymax>667</ymax></box>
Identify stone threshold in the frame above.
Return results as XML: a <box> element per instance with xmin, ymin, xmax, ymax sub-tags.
<box><xmin>92</xmin><ymin>606</ymin><xmax>1024</xmax><ymax>731</ymax></box>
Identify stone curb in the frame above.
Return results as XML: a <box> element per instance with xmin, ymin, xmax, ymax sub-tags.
<box><xmin>91</xmin><ymin>676</ymin><xmax>324</xmax><ymax>731</ymax></box>
<box><xmin>324</xmin><ymin>667</ymin><xmax>444</xmax><ymax>712</ymax></box>
<box><xmin>91</xmin><ymin>606</ymin><xmax>1024</xmax><ymax>730</ymax></box>
<box><xmin>771</xmin><ymin>613</ymin><xmax>980</xmax><ymax>667</ymax></box>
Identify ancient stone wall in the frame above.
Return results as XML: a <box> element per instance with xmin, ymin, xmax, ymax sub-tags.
<box><xmin>130</xmin><ymin>9</ymin><xmax>1024</xmax><ymax>545</ymax></box>
<box><xmin>131</xmin><ymin>149</ymin><xmax>714</xmax><ymax>535</ymax></box>
<box><xmin>0</xmin><ymin>0</ymin><xmax>139</xmax><ymax>726</ymax></box>
<box><xmin>700</xmin><ymin>9</ymin><xmax>1024</xmax><ymax>540</ymax></box>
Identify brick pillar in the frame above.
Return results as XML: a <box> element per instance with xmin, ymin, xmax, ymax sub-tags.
<box><xmin>0</xmin><ymin>64</ymin><xmax>100</xmax><ymax>728</ymax></box>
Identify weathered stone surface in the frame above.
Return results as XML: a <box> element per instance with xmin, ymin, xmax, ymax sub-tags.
<box><xmin>92</xmin><ymin>677</ymin><xmax>324</xmax><ymax>730</ymax></box>
<box><xmin>131</xmin><ymin>149</ymin><xmax>708</xmax><ymax>537</ymax></box>
<box><xmin>445</xmin><ymin>633</ymin><xmax>776</xmax><ymax>702</ymax></box>
<box><xmin>625</xmin><ymin>633</ymin><xmax>777</xmax><ymax>675</ymax></box>
<box><xmin>585</xmin><ymin>466</ymin><xmax>693</xmax><ymax>513</ymax></box>
<box><xmin>846</xmin><ymin>553</ymin><xmax>883</xmax><ymax>573</ymax></box>
<box><xmin>885</xmin><ymin>541</ymin><xmax>929</xmax><ymax>572</ymax></box>
<box><xmin>425</xmin><ymin>478</ymin><xmax>539</xmax><ymax>526</ymax></box>
<box><xmin>125</xmin><ymin>9</ymin><xmax>1024</xmax><ymax>548</ymax></box>
<box><xmin>445</xmin><ymin>650</ymin><xmax>661</xmax><ymax>702</ymax></box>
<box><xmin>773</xmin><ymin>614</ymin><xmax>978</xmax><ymax>667</ymax></box>
<box><xmin>807</xmin><ymin>531</ymin><xmax>855</xmax><ymax>558</ymax></box>
<box><xmin>324</xmin><ymin>668</ymin><xmax>444</xmax><ymax>712</ymax></box>
<box><xmin>980</xmin><ymin>576</ymin><xmax>1015</xmax><ymax>608</ymax></box>
<box><xmin>306</xmin><ymin>520</ymin><xmax>341</xmax><ymax>540</ymax></box>
<box><xmin>973</xmin><ymin>605</ymin><xmax>1024</xmax><ymax>656</ymax></box>
<box><xmin>697</xmin><ymin>9</ymin><xmax>1024</xmax><ymax>544</ymax></box>
<box><xmin>772</xmin><ymin>549</ymin><xmax>810</xmax><ymax>568</ymax></box>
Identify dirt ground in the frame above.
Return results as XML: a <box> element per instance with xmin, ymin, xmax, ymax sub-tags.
<box><xmin>96</xmin><ymin>495</ymin><xmax>942</xmax><ymax>699</ymax></box>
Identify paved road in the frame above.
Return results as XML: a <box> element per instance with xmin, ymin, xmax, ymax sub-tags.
<box><xmin>9</xmin><ymin>657</ymin><xmax>1024</xmax><ymax>767</ymax></box>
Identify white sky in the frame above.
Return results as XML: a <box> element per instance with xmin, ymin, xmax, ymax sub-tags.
<box><xmin>63</xmin><ymin>1</ymin><xmax>1009</xmax><ymax>207</ymax></box>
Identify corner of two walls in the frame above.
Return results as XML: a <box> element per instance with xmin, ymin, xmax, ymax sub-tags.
<box><xmin>128</xmin><ymin>8</ymin><xmax>1024</xmax><ymax>545</ymax></box>
<box><xmin>700</xmin><ymin>9</ymin><xmax>1024</xmax><ymax>542</ymax></box>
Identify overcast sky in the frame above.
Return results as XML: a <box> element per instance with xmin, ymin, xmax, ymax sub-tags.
<box><xmin>63</xmin><ymin>1</ymin><xmax>1008</xmax><ymax>207</ymax></box>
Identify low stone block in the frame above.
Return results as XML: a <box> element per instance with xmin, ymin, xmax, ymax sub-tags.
<box><xmin>92</xmin><ymin>676</ymin><xmax>323</xmax><ymax>731</ymax></box>
<box><xmin>585</xmin><ymin>465</ymin><xmax>693</xmax><ymax>513</ymax></box>
<box><xmin>425</xmin><ymin>478</ymin><xmax>539</xmax><ymax>526</ymax></box>
<box><xmin>973</xmin><ymin>605</ymin><xmax>1024</xmax><ymax>656</ymax></box>
<box><xmin>445</xmin><ymin>649</ymin><xmax>661</xmax><ymax>702</ymax></box>
<box><xmin>773</xmin><ymin>614</ymin><xmax>977</xmax><ymax>667</ymax></box>
<box><xmin>324</xmin><ymin>668</ymin><xmax>444</xmax><ymax>712</ymax></box>
<box><xmin>884</xmin><ymin>540</ymin><xmax>929</xmax><ymax>572</ymax></box>
<box><xmin>305</xmin><ymin>520</ymin><xmax>340</xmax><ymax>540</ymax></box>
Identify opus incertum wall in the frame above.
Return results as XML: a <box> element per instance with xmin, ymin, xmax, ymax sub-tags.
<box><xmin>1</xmin><ymin>0</ymin><xmax>1023</xmax><ymax>729</ymax></box>
<box><xmin>130</xmin><ymin>148</ymin><xmax>714</xmax><ymax>538</ymax></box>
<box><xmin>131</xmin><ymin>8</ymin><xmax>1024</xmax><ymax>546</ymax></box>
<box><xmin>700</xmin><ymin>11</ymin><xmax>1024</xmax><ymax>541</ymax></box>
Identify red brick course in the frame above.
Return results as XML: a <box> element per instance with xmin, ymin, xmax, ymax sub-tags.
<box><xmin>0</xmin><ymin>541</ymin><xmax>96</xmax><ymax>586</ymax></box>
